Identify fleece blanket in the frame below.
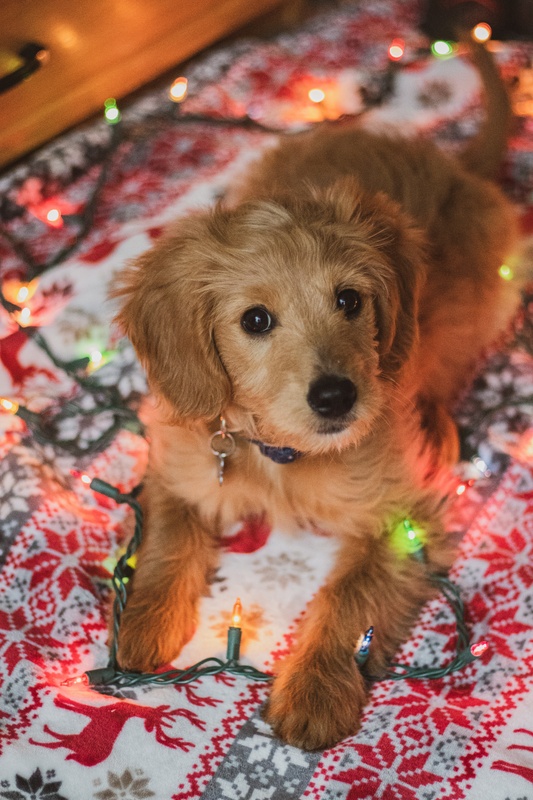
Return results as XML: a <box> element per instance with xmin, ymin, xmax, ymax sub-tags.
<box><xmin>0</xmin><ymin>2</ymin><xmax>532</xmax><ymax>798</ymax></box>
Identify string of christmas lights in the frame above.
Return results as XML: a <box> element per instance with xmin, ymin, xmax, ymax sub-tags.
<box><xmin>0</xmin><ymin>123</ymin><xmax>123</xmax><ymax>282</ymax></box>
<box><xmin>64</xmin><ymin>473</ymin><xmax>274</xmax><ymax>688</ymax></box>
<box><xmin>0</xmin><ymin>378</ymin><xmax>142</xmax><ymax>457</ymax></box>
<box><xmin>384</xmin><ymin>518</ymin><xmax>489</xmax><ymax>680</ymax></box>
<box><xmin>59</xmin><ymin>475</ymin><xmax>489</xmax><ymax>690</ymax></box>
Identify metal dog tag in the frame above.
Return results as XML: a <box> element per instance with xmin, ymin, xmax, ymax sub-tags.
<box><xmin>210</xmin><ymin>417</ymin><xmax>236</xmax><ymax>486</ymax></box>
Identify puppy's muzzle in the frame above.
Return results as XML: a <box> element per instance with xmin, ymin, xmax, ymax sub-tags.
<box><xmin>307</xmin><ymin>375</ymin><xmax>357</xmax><ymax>419</ymax></box>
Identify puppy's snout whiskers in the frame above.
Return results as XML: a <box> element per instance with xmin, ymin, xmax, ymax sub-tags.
<box><xmin>307</xmin><ymin>375</ymin><xmax>357</xmax><ymax>421</ymax></box>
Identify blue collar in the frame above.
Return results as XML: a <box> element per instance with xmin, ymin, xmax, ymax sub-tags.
<box><xmin>250</xmin><ymin>440</ymin><xmax>303</xmax><ymax>464</ymax></box>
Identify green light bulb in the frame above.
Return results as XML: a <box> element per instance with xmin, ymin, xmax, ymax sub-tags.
<box><xmin>389</xmin><ymin>517</ymin><xmax>427</xmax><ymax>558</ymax></box>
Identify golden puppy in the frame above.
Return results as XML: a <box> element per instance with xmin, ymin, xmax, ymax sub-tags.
<box><xmin>113</xmin><ymin>41</ymin><xmax>518</xmax><ymax>750</ymax></box>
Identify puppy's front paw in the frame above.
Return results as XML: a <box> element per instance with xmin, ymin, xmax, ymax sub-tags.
<box><xmin>263</xmin><ymin>653</ymin><xmax>367</xmax><ymax>750</ymax></box>
<box><xmin>115</xmin><ymin>600</ymin><xmax>196</xmax><ymax>672</ymax></box>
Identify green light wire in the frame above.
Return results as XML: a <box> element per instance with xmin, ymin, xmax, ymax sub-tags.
<box><xmin>11</xmin><ymin>397</ymin><xmax>142</xmax><ymax>457</ymax></box>
<box><xmin>72</xmin><ymin>480</ymin><xmax>485</xmax><ymax>689</ymax></box>
<box><xmin>86</xmin><ymin>476</ymin><xmax>272</xmax><ymax>687</ymax></box>
<box><xmin>384</xmin><ymin>573</ymin><xmax>481</xmax><ymax>680</ymax></box>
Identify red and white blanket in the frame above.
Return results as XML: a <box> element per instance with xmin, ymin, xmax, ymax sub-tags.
<box><xmin>0</xmin><ymin>2</ymin><xmax>532</xmax><ymax>797</ymax></box>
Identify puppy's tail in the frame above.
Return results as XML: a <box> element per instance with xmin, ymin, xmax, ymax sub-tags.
<box><xmin>458</xmin><ymin>37</ymin><xmax>513</xmax><ymax>180</ymax></box>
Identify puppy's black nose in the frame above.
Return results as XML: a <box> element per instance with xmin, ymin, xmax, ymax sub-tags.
<box><xmin>307</xmin><ymin>375</ymin><xmax>357</xmax><ymax>419</ymax></box>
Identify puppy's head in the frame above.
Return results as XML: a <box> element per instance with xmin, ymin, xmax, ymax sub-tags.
<box><xmin>115</xmin><ymin>180</ymin><xmax>425</xmax><ymax>454</ymax></box>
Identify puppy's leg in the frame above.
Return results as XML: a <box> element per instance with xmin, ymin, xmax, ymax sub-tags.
<box><xmin>264</xmin><ymin>534</ymin><xmax>437</xmax><ymax>750</ymax></box>
<box><xmin>115</xmin><ymin>478</ymin><xmax>219</xmax><ymax>672</ymax></box>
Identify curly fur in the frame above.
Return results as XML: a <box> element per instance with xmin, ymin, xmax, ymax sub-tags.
<box><xmin>112</xmin><ymin>41</ymin><xmax>519</xmax><ymax>750</ymax></box>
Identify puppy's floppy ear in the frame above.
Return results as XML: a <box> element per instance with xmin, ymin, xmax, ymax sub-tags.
<box><xmin>323</xmin><ymin>179</ymin><xmax>425</xmax><ymax>375</ymax></box>
<box><xmin>112</xmin><ymin>214</ymin><xmax>231</xmax><ymax>420</ymax></box>
<box><xmin>361</xmin><ymin>193</ymin><xmax>425</xmax><ymax>375</ymax></box>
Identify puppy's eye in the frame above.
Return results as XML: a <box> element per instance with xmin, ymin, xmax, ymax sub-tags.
<box><xmin>336</xmin><ymin>288</ymin><xmax>362</xmax><ymax>319</ymax></box>
<box><xmin>241</xmin><ymin>306</ymin><xmax>275</xmax><ymax>335</ymax></box>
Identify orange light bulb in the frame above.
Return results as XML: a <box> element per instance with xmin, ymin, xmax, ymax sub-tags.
<box><xmin>308</xmin><ymin>88</ymin><xmax>326</xmax><ymax>104</ymax></box>
<box><xmin>231</xmin><ymin>598</ymin><xmax>242</xmax><ymax>628</ymax></box>
<box><xmin>169</xmin><ymin>77</ymin><xmax>188</xmax><ymax>102</ymax></box>
<box><xmin>2</xmin><ymin>277</ymin><xmax>39</xmax><ymax>305</ymax></box>
<box><xmin>472</xmin><ymin>22</ymin><xmax>492</xmax><ymax>43</ymax></box>
<box><xmin>0</xmin><ymin>398</ymin><xmax>19</xmax><ymax>415</ymax></box>
<box><xmin>470</xmin><ymin>641</ymin><xmax>489</xmax><ymax>658</ymax></box>
<box><xmin>46</xmin><ymin>208</ymin><xmax>62</xmax><ymax>224</ymax></box>
<box><xmin>71</xmin><ymin>469</ymin><xmax>92</xmax><ymax>485</ymax></box>
<box><xmin>61</xmin><ymin>673</ymin><xmax>89</xmax><ymax>687</ymax></box>
<box><xmin>388</xmin><ymin>38</ymin><xmax>405</xmax><ymax>61</ymax></box>
<box><xmin>15</xmin><ymin>307</ymin><xmax>32</xmax><ymax>327</ymax></box>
